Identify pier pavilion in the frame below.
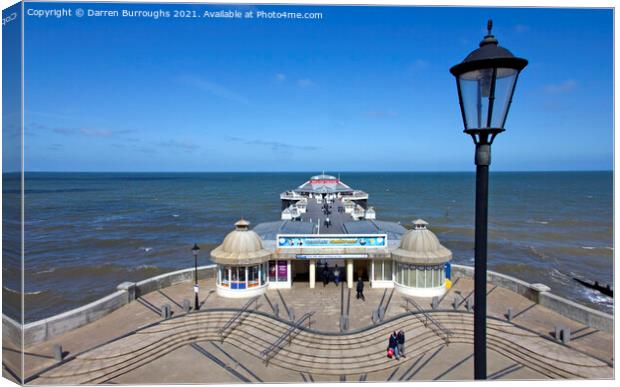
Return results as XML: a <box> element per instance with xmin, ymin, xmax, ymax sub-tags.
<box><xmin>210</xmin><ymin>217</ymin><xmax>452</xmax><ymax>298</ymax></box>
<box><xmin>210</xmin><ymin>174</ymin><xmax>454</xmax><ymax>298</ymax></box>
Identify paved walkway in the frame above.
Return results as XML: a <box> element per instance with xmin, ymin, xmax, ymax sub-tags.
<box><xmin>4</xmin><ymin>277</ymin><xmax>613</xmax><ymax>384</ymax></box>
<box><xmin>301</xmin><ymin>197</ymin><xmax>351</xmax><ymax>234</ymax></box>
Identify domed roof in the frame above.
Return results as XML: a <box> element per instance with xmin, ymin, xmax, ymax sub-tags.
<box><xmin>391</xmin><ymin>219</ymin><xmax>452</xmax><ymax>264</ymax></box>
<box><xmin>210</xmin><ymin>219</ymin><xmax>272</xmax><ymax>265</ymax></box>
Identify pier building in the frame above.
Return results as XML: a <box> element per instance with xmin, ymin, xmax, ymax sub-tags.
<box><xmin>210</xmin><ymin>174</ymin><xmax>452</xmax><ymax>298</ymax></box>
<box><xmin>210</xmin><ymin>219</ymin><xmax>271</xmax><ymax>298</ymax></box>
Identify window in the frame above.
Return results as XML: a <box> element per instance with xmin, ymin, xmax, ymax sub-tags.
<box><xmin>415</xmin><ymin>266</ymin><xmax>421</xmax><ymax>287</ymax></box>
<box><xmin>248</xmin><ymin>265</ymin><xmax>259</xmax><ymax>288</ymax></box>
<box><xmin>277</xmin><ymin>260</ymin><xmax>288</xmax><ymax>282</ymax></box>
<box><xmin>384</xmin><ymin>260</ymin><xmax>392</xmax><ymax>281</ymax></box>
<box><xmin>410</xmin><ymin>265</ymin><xmax>417</xmax><ymax>287</ymax></box>
<box><xmin>261</xmin><ymin>262</ymin><xmax>267</xmax><ymax>285</ymax></box>
<box><xmin>231</xmin><ymin>267</ymin><xmax>246</xmax><ymax>289</ymax></box>
<box><xmin>221</xmin><ymin>266</ymin><xmax>230</xmax><ymax>287</ymax></box>
<box><xmin>374</xmin><ymin>259</ymin><xmax>393</xmax><ymax>281</ymax></box>
<box><xmin>268</xmin><ymin>260</ymin><xmax>289</xmax><ymax>282</ymax></box>
<box><xmin>395</xmin><ymin>263</ymin><xmax>445</xmax><ymax>288</ymax></box>
<box><xmin>425</xmin><ymin>267</ymin><xmax>433</xmax><ymax>288</ymax></box>
<box><xmin>269</xmin><ymin>261</ymin><xmax>277</xmax><ymax>282</ymax></box>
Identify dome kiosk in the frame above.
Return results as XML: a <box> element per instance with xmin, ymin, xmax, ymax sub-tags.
<box><xmin>211</xmin><ymin>219</ymin><xmax>271</xmax><ymax>298</ymax></box>
<box><xmin>391</xmin><ymin>219</ymin><xmax>452</xmax><ymax>297</ymax></box>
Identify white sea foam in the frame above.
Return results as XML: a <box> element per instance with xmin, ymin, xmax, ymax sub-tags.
<box><xmin>139</xmin><ymin>247</ymin><xmax>153</xmax><ymax>253</ymax></box>
<box><xmin>550</xmin><ymin>268</ymin><xmax>571</xmax><ymax>285</ymax></box>
<box><xmin>3</xmin><ymin>286</ymin><xmax>43</xmax><ymax>295</ymax></box>
<box><xmin>580</xmin><ymin>288</ymin><xmax>613</xmax><ymax>310</ymax></box>
<box><xmin>581</xmin><ymin>246</ymin><xmax>596</xmax><ymax>250</ymax></box>
<box><xmin>527</xmin><ymin>219</ymin><xmax>549</xmax><ymax>225</ymax></box>
<box><xmin>172</xmin><ymin>214</ymin><xmax>180</xmax><ymax>218</ymax></box>
<box><xmin>35</xmin><ymin>268</ymin><xmax>56</xmax><ymax>274</ymax></box>
<box><xmin>131</xmin><ymin>264</ymin><xmax>159</xmax><ymax>271</ymax></box>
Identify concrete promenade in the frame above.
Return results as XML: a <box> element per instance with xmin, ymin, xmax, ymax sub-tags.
<box><xmin>3</xmin><ymin>276</ymin><xmax>613</xmax><ymax>384</ymax></box>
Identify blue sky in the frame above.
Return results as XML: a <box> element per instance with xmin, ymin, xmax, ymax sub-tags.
<box><xmin>21</xmin><ymin>3</ymin><xmax>613</xmax><ymax>172</ymax></box>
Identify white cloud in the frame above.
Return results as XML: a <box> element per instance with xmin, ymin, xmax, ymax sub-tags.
<box><xmin>297</xmin><ymin>78</ymin><xmax>314</xmax><ymax>88</ymax></box>
<box><xmin>276</xmin><ymin>73</ymin><xmax>286</xmax><ymax>82</ymax></box>
<box><xmin>52</xmin><ymin>127</ymin><xmax>137</xmax><ymax>138</ymax></box>
<box><xmin>410</xmin><ymin>59</ymin><xmax>430</xmax><ymax>70</ymax></box>
<box><xmin>178</xmin><ymin>75</ymin><xmax>249</xmax><ymax>104</ymax></box>
<box><xmin>515</xmin><ymin>24</ymin><xmax>531</xmax><ymax>33</ymax></box>
<box><xmin>228</xmin><ymin>136</ymin><xmax>319</xmax><ymax>152</ymax></box>
<box><xmin>156</xmin><ymin>140</ymin><xmax>200</xmax><ymax>151</ymax></box>
<box><xmin>363</xmin><ymin>110</ymin><xmax>398</xmax><ymax>118</ymax></box>
<box><xmin>544</xmin><ymin>79</ymin><xmax>577</xmax><ymax>93</ymax></box>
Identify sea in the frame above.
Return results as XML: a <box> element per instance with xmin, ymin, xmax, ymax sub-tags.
<box><xmin>1</xmin><ymin>171</ymin><xmax>613</xmax><ymax>322</ymax></box>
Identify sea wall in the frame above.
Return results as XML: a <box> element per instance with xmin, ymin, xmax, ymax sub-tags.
<box><xmin>451</xmin><ymin>264</ymin><xmax>613</xmax><ymax>333</ymax></box>
<box><xmin>5</xmin><ymin>265</ymin><xmax>217</xmax><ymax>347</ymax></box>
<box><xmin>3</xmin><ymin>263</ymin><xmax>612</xmax><ymax>347</ymax></box>
<box><xmin>2</xmin><ymin>315</ymin><xmax>22</xmax><ymax>345</ymax></box>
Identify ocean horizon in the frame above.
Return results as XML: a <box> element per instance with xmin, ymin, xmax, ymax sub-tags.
<box><xmin>2</xmin><ymin>171</ymin><xmax>613</xmax><ymax>322</ymax></box>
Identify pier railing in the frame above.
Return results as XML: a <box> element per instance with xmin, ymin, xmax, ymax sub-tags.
<box><xmin>261</xmin><ymin>312</ymin><xmax>314</xmax><ymax>364</ymax></box>
<box><xmin>404</xmin><ymin>297</ymin><xmax>452</xmax><ymax>345</ymax></box>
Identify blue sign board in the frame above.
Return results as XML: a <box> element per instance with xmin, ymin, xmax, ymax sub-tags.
<box><xmin>277</xmin><ymin>235</ymin><xmax>387</xmax><ymax>248</ymax></box>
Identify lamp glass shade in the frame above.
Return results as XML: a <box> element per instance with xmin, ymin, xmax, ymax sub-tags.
<box><xmin>192</xmin><ymin>243</ymin><xmax>200</xmax><ymax>255</ymax></box>
<box><xmin>457</xmin><ymin>66</ymin><xmax>518</xmax><ymax>130</ymax></box>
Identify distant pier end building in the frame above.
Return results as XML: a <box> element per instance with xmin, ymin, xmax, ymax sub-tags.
<box><xmin>280</xmin><ymin>173</ymin><xmax>368</xmax><ymax>212</ymax></box>
<box><xmin>211</xmin><ymin>174</ymin><xmax>452</xmax><ymax>298</ymax></box>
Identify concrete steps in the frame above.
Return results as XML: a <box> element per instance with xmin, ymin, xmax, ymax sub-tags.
<box><xmin>32</xmin><ymin>309</ymin><xmax>612</xmax><ymax>384</ymax></box>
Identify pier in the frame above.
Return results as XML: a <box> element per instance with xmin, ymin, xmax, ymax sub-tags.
<box><xmin>2</xmin><ymin>174</ymin><xmax>613</xmax><ymax>384</ymax></box>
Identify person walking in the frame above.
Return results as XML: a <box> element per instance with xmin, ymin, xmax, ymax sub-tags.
<box><xmin>388</xmin><ymin>331</ymin><xmax>400</xmax><ymax>360</ymax></box>
<box><xmin>334</xmin><ymin>264</ymin><xmax>341</xmax><ymax>287</ymax></box>
<box><xmin>322</xmin><ymin>263</ymin><xmax>330</xmax><ymax>287</ymax></box>
<box><xmin>397</xmin><ymin>330</ymin><xmax>406</xmax><ymax>358</ymax></box>
<box><xmin>356</xmin><ymin>277</ymin><xmax>365</xmax><ymax>301</ymax></box>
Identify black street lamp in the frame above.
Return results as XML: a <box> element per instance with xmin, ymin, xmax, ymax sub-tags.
<box><xmin>192</xmin><ymin>243</ymin><xmax>201</xmax><ymax>311</ymax></box>
<box><xmin>449</xmin><ymin>20</ymin><xmax>527</xmax><ymax>380</ymax></box>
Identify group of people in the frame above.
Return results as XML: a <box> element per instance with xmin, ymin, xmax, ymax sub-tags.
<box><xmin>321</xmin><ymin>263</ymin><xmax>342</xmax><ymax>286</ymax></box>
<box><xmin>387</xmin><ymin>330</ymin><xmax>406</xmax><ymax>360</ymax></box>
<box><xmin>322</xmin><ymin>203</ymin><xmax>333</xmax><ymax>229</ymax></box>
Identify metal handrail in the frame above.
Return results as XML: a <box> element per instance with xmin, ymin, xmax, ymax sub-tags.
<box><xmin>218</xmin><ymin>296</ymin><xmax>259</xmax><ymax>336</ymax></box>
<box><xmin>405</xmin><ymin>298</ymin><xmax>452</xmax><ymax>345</ymax></box>
<box><xmin>261</xmin><ymin>312</ymin><xmax>315</xmax><ymax>363</ymax></box>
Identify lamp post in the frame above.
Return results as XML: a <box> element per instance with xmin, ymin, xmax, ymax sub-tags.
<box><xmin>192</xmin><ymin>243</ymin><xmax>201</xmax><ymax>311</ymax></box>
<box><xmin>449</xmin><ymin>20</ymin><xmax>527</xmax><ymax>380</ymax></box>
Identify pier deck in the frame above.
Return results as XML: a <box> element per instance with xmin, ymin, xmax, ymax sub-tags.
<box><xmin>4</xmin><ymin>276</ymin><xmax>613</xmax><ymax>384</ymax></box>
<box><xmin>300</xmin><ymin>197</ymin><xmax>350</xmax><ymax>234</ymax></box>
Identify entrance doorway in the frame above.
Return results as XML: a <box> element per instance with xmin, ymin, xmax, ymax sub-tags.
<box><xmin>315</xmin><ymin>259</ymin><xmax>345</xmax><ymax>285</ymax></box>
<box><xmin>353</xmin><ymin>259</ymin><xmax>370</xmax><ymax>281</ymax></box>
<box><xmin>292</xmin><ymin>260</ymin><xmax>310</xmax><ymax>282</ymax></box>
